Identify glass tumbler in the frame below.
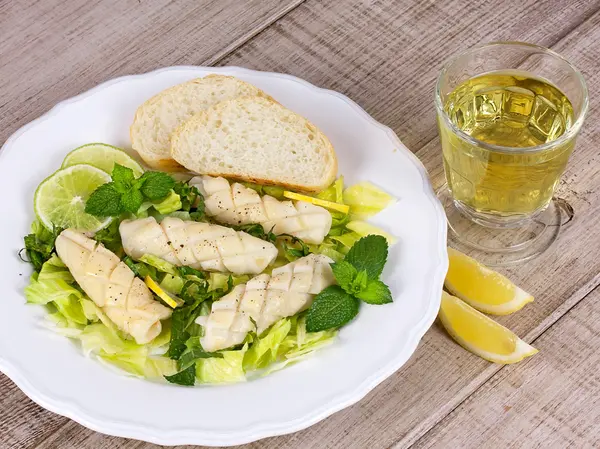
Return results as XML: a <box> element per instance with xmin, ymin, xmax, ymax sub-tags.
<box><xmin>434</xmin><ymin>42</ymin><xmax>588</xmax><ymax>265</ymax></box>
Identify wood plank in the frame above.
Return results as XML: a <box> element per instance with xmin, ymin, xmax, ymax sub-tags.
<box><xmin>217</xmin><ymin>2</ymin><xmax>600</xmax><ymax>449</ymax></box>
<box><xmin>413</xmin><ymin>286</ymin><xmax>600</xmax><ymax>449</ymax></box>
<box><xmin>0</xmin><ymin>1</ymin><xmax>306</xmax><ymax>448</ymax></box>
<box><xmin>218</xmin><ymin>0</ymin><xmax>600</xmax><ymax>155</ymax></box>
<box><xmin>35</xmin><ymin>1</ymin><xmax>600</xmax><ymax>448</ymax></box>
<box><xmin>0</xmin><ymin>0</ymin><xmax>305</xmax><ymax>146</ymax></box>
<box><xmin>2</xmin><ymin>1</ymin><xmax>598</xmax><ymax>449</ymax></box>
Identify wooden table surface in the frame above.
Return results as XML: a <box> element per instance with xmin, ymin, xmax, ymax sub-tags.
<box><xmin>2</xmin><ymin>0</ymin><xmax>599</xmax><ymax>448</ymax></box>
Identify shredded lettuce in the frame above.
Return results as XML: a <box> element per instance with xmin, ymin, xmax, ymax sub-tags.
<box><xmin>316</xmin><ymin>176</ymin><xmax>344</xmax><ymax>203</ymax></box>
<box><xmin>242</xmin><ymin>182</ymin><xmax>285</xmax><ymax>200</ymax></box>
<box><xmin>23</xmin><ymin>173</ymin><xmax>397</xmax><ymax>385</ymax></box>
<box><xmin>343</xmin><ymin>182</ymin><xmax>395</xmax><ymax>219</ymax></box>
<box><xmin>27</xmin><ymin>255</ymin><xmax>175</xmax><ymax>379</ymax></box>
<box><xmin>139</xmin><ymin>254</ymin><xmax>178</xmax><ymax>275</ymax></box>
<box><xmin>165</xmin><ymin>211</ymin><xmax>191</xmax><ymax>221</ymax></box>
<box><xmin>93</xmin><ymin>220</ymin><xmax>123</xmax><ymax>255</ymax></box>
<box><xmin>160</xmin><ymin>274</ymin><xmax>184</xmax><ymax>295</ymax></box>
<box><xmin>79</xmin><ymin>323</ymin><xmax>176</xmax><ymax>378</ymax></box>
<box><xmin>25</xmin><ymin>255</ymin><xmax>81</xmax><ymax>306</ymax></box>
<box><xmin>208</xmin><ymin>272</ymin><xmax>249</xmax><ymax>291</ymax></box>
<box><xmin>328</xmin><ymin>232</ymin><xmax>362</xmax><ymax>253</ymax></box>
<box><xmin>346</xmin><ymin>220</ymin><xmax>398</xmax><ymax>245</ymax></box>
<box><xmin>243</xmin><ymin>319</ymin><xmax>292</xmax><ymax>371</ymax></box>
<box><xmin>196</xmin><ymin>344</ymin><xmax>248</xmax><ymax>383</ymax></box>
<box><xmin>152</xmin><ymin>190</ymin><xmax>182</xmax><ymax>215</ymax></box>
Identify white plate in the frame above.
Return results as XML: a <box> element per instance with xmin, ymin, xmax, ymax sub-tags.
<box><xmin>0</xmin><ymin>67</ymin><xmax>447</xmax><ymax>446</ymax></box>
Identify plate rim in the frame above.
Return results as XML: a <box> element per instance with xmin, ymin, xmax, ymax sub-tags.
<box><xmin>0</xmin><ymin>65</ymin><xmax>448</xmax><ymax>446</ymax></box>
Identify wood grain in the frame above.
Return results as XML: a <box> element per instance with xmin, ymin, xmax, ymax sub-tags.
<box><xmin>0</xmin><ymin>0</ymin><xmax>305</xmax><ymax>147</ymax></box>
<box><xmin>219</xmin><ymin>0</ymin><xmax>600</xmax><ymax>156</ymax></box>
<box><xmin>413</xmin><ymin>286</ymin><xmax>600</xmax><ymax>449</ymax></box>
<box><xmin>1</xmin><ymin>0</ymin><xmax>600</xmax><ymax>448</ymax></box>
<box><xmin>0</xmin><ymin>1</ymin><xmax>306</xmax><ymax>448</ymax></box>
<box><xmin>216</xmin><ymin>2</ymin><xmax>600</xmax><ymax>448</ymax></box>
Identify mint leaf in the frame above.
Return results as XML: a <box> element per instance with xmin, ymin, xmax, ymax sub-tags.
<box><xmin>306</xmin><ymin>285</ymin><xmax>360</xmax><ymax>332</ymax></box>
<box><xmin>350</xmin><ymin>269</ymin><xmax>369</xmax><ymax>294</ymax></box>
<box><xmin>331</xmin><ymin>260</ymin><xmax>358</xmax><ymax>292</ymax></box>
<box><xmin>140</xmin><ymin>171</ymin><xmax>175</xmax><ymax>200</ymax></box>
<box><xmin>164</xmin><ymin>364</ymin><xmax>196</xmax><ymax>386</ymax></box>
<box><xmin>120</xmin><ymin>188</ymin><xmax>144</xmax><ymax>214</ymax></box>
<box><xmin>111</xmin><ymin>163</ymin><xmax>135</xmax><ymax>186</ymax></box>
<box><xmin>345</xmin><ymin>235</ymin><xmax>388</xmax><ymax>280</ymax></box>
<box><xmin>356</xmin><ymin>280</ymin><xmax>393</xmax><ymax>304</ymax></box>
<box><xmin>84</xmin><ymin>183</ymin><xmax>122</xmax><ymax>217</ymax></box>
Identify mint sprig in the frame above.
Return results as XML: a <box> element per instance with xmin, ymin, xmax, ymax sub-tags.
<box><xmin>84</xmin><ymin>164</ymin><xmax>175</xmax><ymax>217</ymax></box>
<box><xmin>306</xmin><ymin>235</ymin><xmax>392</xmax><ymax>332</ymax></box>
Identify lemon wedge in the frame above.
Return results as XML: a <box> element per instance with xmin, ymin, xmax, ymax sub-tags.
<box><xmin>445</xmin><ymin>247</ymin><xmax>533</xmax><ymax>315</ymax></box>
<box><xmin>283</xmin><ymin>191</ymin><xmax>350</xmax><ymax>214</ymax></box>
<box><xmin>439</xmin><ymin>291</ymin><xmax>538</xmax><ymax>364</ymax></box>
<box><xmin>145</xmin><ymin>276</ymin><xmax>183</xmax><ymax>308</ymax></box>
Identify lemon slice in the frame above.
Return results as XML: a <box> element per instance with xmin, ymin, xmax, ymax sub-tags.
<box><xmin>283</xmin><ymin>191</ymin><xmax>350</xmax><ymax>214</ymax></box>
<box><xmin>439</xmin><ymin>291</ymin><xmax>538</xmax><ymax>364</ymax></box>
<box><xmin>62</xmin><ymin>143</ymin><xmax>144</xmax><ymax>177</ymax></box>
<box><xmin>445</xmin><ymin>247</ymin><xmax>533</xmax><ymax>315</ymax></box>
<box><xmin>145</xmin><ymin>276</ymin><xmax>183</xmax><ymax>308</ymax></box>
<box><xmin>34</xmin><ymin>164</ymin><xmax>112</xmax><ymax>232</ymax></box>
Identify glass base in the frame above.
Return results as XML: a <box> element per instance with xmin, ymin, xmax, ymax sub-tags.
<box><xmin>437</xmin><ymin>184</ymin><xmax>573</xmax><ymax>267</ymax></box>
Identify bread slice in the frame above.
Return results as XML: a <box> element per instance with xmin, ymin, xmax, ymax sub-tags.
<box><xmin>171</xmin><ymin>96</ymin><xmax>337</xmax><ymax>192</ymax></box>
<box><xmin>130</xmin><ymin>75</ymin><xmax>268</xmax><ymax>170</ymax></box>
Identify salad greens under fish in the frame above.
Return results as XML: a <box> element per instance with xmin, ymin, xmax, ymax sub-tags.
<box><xmin>22</xmin><ymin>143</ymin><xmax>396</xmax><ymax>385</ymax></box>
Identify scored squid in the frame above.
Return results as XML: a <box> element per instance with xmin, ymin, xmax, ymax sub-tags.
<box><xmin>55</xmin><ymin>229</ymin><xmax>172</xmax><ymax>344</ymax></box>
<box><xmin>196</xmin><ymin>254</ymin><xmax>335</xmax><ymax>352</ymax></box>
<box><xmin>189</xmin><ymin>175</ymin><xmax>332</xmax><ymax>244</ymax></box>
<box><xmin>119</xmin><ymin>217</ymin><xmax>278</xmax><ymax>275</ymax></box>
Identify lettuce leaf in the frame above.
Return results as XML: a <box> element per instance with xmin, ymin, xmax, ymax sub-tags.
<box><xmin>346</xmin><ymin>220</ymin><xmax>398</xmax><ymax>245</ymax></box>
<box><xmin>316</xmin><ymin>176</ymin><xmax>344</xmax><ymax>203</ymax></box>
<box><xmin>343</xmin><ymin>182</ymin><xmax>395</xmax><ymax>219</ymax></box>
<box><xmin>328</xmin><ymin>232</ymin><xmax>362</xmax><ymax>252</ymax></box>
<box><xmin>25</xmin><ymin>274</ymin><xmax>81</xmax><ymax>305</ymax></box>
<box><xmin>243</xmin><ymin>319</ymin><xmax>292</xmax><ymax>371</ymax></box>
<box><xmin>160</xmin><ymin>274</ymin><xmax>184</xmax><ymax>295</ymax></box>
<box><xmin>208</xmin><ymin>273</ymin><xmax>249</xmax><ymax>291</ymax></box>
<box><xmin>196</xmin><ymin>345</ymin><xmax>248</xmax><ymax>384</ymax></box>
<box><xmin>77</xmin><ymin>324</ymin><xmax>175</xmax><ymax>378</ymax></box>
<box><xmin>238</xmin><ymin>316</ymin><xmax>337</xmax><ymax>378</ymax></box>
<box><xmin>26</xmin><ymin>255</ymin><xmax>175</xmax><ymax>379</ymax></box>
<box><xmin>139</xmin><ymin>254</ymin><xmax>177</xmax><ymax>275</ymax></box>
<box><xmin>152</xmin><ymin>190</ymin><xmax>182</xmax><ymax>215</ymax></box>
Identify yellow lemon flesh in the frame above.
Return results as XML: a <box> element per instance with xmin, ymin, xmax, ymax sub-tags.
<box><xmin>445</xmin><ymin>247</ymin><xmax>533</xmax><ymax>315</ymax></box>
<box><xmin>145</xmin><ymin>276</ymin><xmax>183</xmax><ymax>308</ymax></box>
<box><xmin>283</xmin><ymin>191</ymin><xmax>350</xmax><ymax>214</ymax></box>
<box><xmin>439</xmin><ymin>291</ymin><xmax>538</xmax><ymax>364</ymax></box>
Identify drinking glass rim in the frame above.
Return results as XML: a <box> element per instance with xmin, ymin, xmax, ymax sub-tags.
<box><xmin>434</xmin><ymin>41</ymin><xmax>589</xmax><ymax>154</ymax></box>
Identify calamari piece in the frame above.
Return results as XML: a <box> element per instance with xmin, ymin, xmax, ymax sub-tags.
<box><xmin>190</xmin><ymin>175</ymin><xmax>332</xmax><ymax>244</ymax></box>
<box><xmin>55</xmin><ymin>229</ymin><xmax>171</xmax><ymax>344</ymax></box>
<box><xmin>119</xmin><ymin>217</ymin><xmax>278</xmax><ymax>275</ymax></box>
<box><xmin>196</xmin><ymin>254</ymin><xmax>335</xmax><ymax>351</ymax></box>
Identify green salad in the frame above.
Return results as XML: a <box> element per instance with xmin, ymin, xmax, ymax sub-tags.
<box><xmin>22</xmin><ymin>143</ymin><xmax>396</xmax><ymax>385</ymax></box>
